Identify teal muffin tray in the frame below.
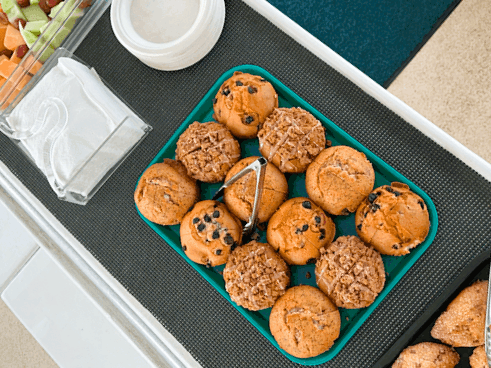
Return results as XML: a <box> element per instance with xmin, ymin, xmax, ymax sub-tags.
<box><xmin>135</xmin><ymin>65</ymin><xmax>438</xmax><ymax>365</ymax></box>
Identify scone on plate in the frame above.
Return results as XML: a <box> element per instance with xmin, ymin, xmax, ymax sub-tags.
<box><xmin>223</xmin><ymin>241</ymin><xmax>290</xmax><ymax>311</ymax></box>
<box><xmin>267</xmin><ymin>197</ymin><xmax>335</xmax><ymax>265</ymax></box>
<box><xmin>175</xmin><ymin>121</ymin><xmax>241</xmax><ymax>183</ymax></box>
<box><xmin>431</xmin><ymin>280</ymin><xmax>487</xmax><ymax>347</ymax></box>
<box><xmin>180</xmin><ymin>200</ymin><xmax>242</xmax><ymax>267</ymax></box>
<box><xmin>223</xmin><ymin>156</ymin><xmax>288</xmax><ymax>223</ymax></box>
<box><xmin>258</xmin><ymin>107</ymin><xmax>326</xmax><ymax>173</ymax></box>
<box><xmin>213</xmin><ymin>71</ymin><xmax>278</xmax><ymax>139</ymax></box>
<box><xmin>134</xmin><ymin>159</ymin><xmax>199</xmax><ymax>225</ymax></box>
<box><xmin>469</xmin><ymin>345</ymin><xmax>489</xmax><ymax>368</ymax></box>
<box><xmin>315</xmin><ymin>235</ymin><xmax>385</xmax><ymax>309</ymax></box>
<box><xmin>392</xmin><ymin>342</ymin><xmax>459</xmax><ymax>368</ymax></box>
<box><xmin>306</xmin><ymin>145</ymin><xmax>375</xmax><ymax>216</ymax></box>
<box><xmin>355</xmin><ymin>182</ymin><xmax>430</xmax><ymax>256</ymax></box>
<box><xmin>269</xmin><ymin>285</ymin><xmax>341</xmax><ymax>359</ymax></box>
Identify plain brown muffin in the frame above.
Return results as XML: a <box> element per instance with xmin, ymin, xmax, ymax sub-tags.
<box><xmin>469</xmin><ymin>346</ymin><xmax>489</xmax><ymax>368</ymax></box>
<box><xmin>392</xmin><ymin>342</ymin><xmax>459</xmax><ymax>368</ymax></box>
<box><xmin>315</xmin><ymin>235</ymin><xmax>386</xmax><ymax>309</ymax></box>
<box><xmin>134</xmin><ymin>160</ymin><xmax>199</xmax><ymax>225</ymax></box>
<box><xmin>180</xmin><ymin>200</ymin><xmax>242</xmax><ymax>267</ymax></box>
<box><xmin>431</xmin><ymin>280</ymin><xmax>488</xmax><ymax>347</ymax></box>
<box><xmin>223</xmin><ymin>241</ymin><xmax>290</xmax><ymax>311</ymax></box>
<box><xmin>266</xmin><ymin>197</ymin><xmax>335</xmax><ymax>265</ymax></box>
<box><xmin>355</xmin><ymin>182</ymin><xmax>430</xmax><ymax>256</ymax></box>
<box><xmin>269</xmin><ymin>285</ymin><xmax>341</xmax><ymax>359</ymax></box>
<box><xmin>223</xmin><ymin>156</ymin><xmax>288</xmax><ymax>223</ymax></box>
<box><xmin>213</xmin><ymin>71</ymin><xmax>278</xmax><ymax>139</ymax></box>
<box><xmin>305</xmin><ymin>145</ymin><xmax>375</xmax><ymax>216</ymax></box>
<box><xmin>175</xmin><ymin>121</ymin><xmax>241</xmax><ymax>183</ymax></box>
<box><xmin>258</xmin><ymin>107</ymin><xmax>326</xmax><ymax>173</ymax></box>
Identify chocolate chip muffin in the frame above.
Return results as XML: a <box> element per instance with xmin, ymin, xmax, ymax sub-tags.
<box><xmin>305</xmin><ymin>145</ymin><xmax>375</xmax><ymax>216</ymax></box>
<box><xmin>355</xmin><ymin>182</ymin><xmax>430</xmax><ymax>256</ymax></box>
<box><xmin>224</xmin><ymin>156</ymin><xmax>288</xmax><ymax>223</ymax></box>
<box><xmin>392</xmin><ymin>342</ymin><xmax>459</xmax><ymax>368</ymax></box>
<box><xmin>175</xmin><ymin>121</ymin><xmax>241</xmax><ymax>183</ymax></box>
<box><xmin>258</xmin><ymin>107</ymin><xmax>326</xmax><ymax>173</ymax></box>
<box><xmin>180</xmin><ymin>200</ymin><xmax>242</xmax><ymax>267</ymax></box>
<box><xmin>431</xmin><ymin>280</ymin><xmax>487</xmax><ymax>347</ymax></box>
<box><xmin>269</xmin><ymin>285</ymin><xmax>341</xmax><ymax>359</ymax></box>
<box><xmin>267</xmin><ymin>197</ymin><xmax>335</xmax><ymax>265</ymax></box>
<box><xmin>315</xmin><ymin>236</ymin><xmax>385</xmax><ymax>309</ymax></box>
<box><xmin>213</xmin><ymin>71</ymin><xmax>278</xmax><ymax>139</ymax></box>
<box><xmin>469</xmin><ymin>346</ymin><xmax>488</xmax><ymax>368</ymax></box>
<box><xmin>134</xmin><ymin>160</ymin><xmax>199</xmax><ymax>225</ymax></box>
<box><xmin>223</xmin><ymin>241</ymin><xmax>290</xmax><ymax>311</ymax></box>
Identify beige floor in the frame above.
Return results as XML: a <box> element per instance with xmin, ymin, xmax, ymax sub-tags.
<box><xmin>1</xmin><ymin>0</ymin><xmax>490</xmax><ymax>366</ymax></box>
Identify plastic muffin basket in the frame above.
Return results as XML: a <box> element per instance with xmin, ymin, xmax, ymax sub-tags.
<box><xmin>135</xmin><ymin>65</ymin><xmax>438</xmax><ymax>365</ymax></box>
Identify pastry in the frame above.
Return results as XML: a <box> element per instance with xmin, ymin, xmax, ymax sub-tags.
<box><xmin>305</xmin><ymin>145</ymin><xmax>375</xmax><ymax>215</ymax></box>
<box><xmin>469</xmin><ymin>346</ymin><xmax>489</xmax><ymax>368</ymax></box>
<box><xmin>431</xmin><ymin>280</ymin><xmax>487</xmax><ymax>347</ymax></box>
<box><xmin>258</xmin><ymin>107</ymin><xmax>326</xmax><ymax>173</ymax></box>
<box><xmin>175</xmin><ymin>121</ymin><xmax>241</xmax><ymax>183</ymax></box>
<box><xmin>180</xmin><ymin>200</ymin><xmax>242</xmax><ymax>267</ymax></box>
<box><xmin>392</xmin><ymin>342</ymin><xmax>459</xmax><ymax>368</ymax></box>
<box><xmin>269</xmin><ymin>285</ymin><xmax>341</xmax><ymax>359</ymax></box>
<box><xmin>223</xmin><ymin>241</ymin><xmax>290</xmax><ymax>311</ymax></box>
<box><xmin>315</xmin><ymin>235</ymin><xmax>385</xmax><ymax>309</ymax></box>
<box><xmin>266</xmin><ymin>197</ymin><xmax>335</xmax><ymax>265</ymax></box>
<box><xmin>223</xmin><ymin>156</ymin><xmax>288</xmax><ymax>223</ymax></box>
<box><xmin>355</xmin><ymin>182</ymin><xmax>430</xmax><ymax>256</ymax></box>
<box><xmin>213</xmin><ymin>71</ymin><xmax>278</xmax><ymax>139</ymax></box>
<box><xmin>134</xmin><ymin>160</ymin><xmax>199</xmax><ymax>225</ymax></box>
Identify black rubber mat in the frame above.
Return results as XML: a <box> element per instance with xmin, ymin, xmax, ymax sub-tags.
<box><xmin>1</xmin><ymin>2</ymin><xmax>490</xmax><ymax>367</ymax></box>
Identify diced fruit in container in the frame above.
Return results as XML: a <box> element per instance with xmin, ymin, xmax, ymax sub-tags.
<box><xmin>13</xmin><ymin>43</ymin><xmax>27</xmax><ymax>57</ymax></box>
<box><xmin>47</xmin><ymin>23</ymin><xmax>68</xmax><ymax>47</ymax></box>
<box><xmin>4</xmin><ymin>24</ymin><xmax>26</xmax><ymax>50</ymax></box>
<box><xmin>0</xmin><ymin>57</ymin><xmax>18</xmax><ymax>78</ymax></box>
<box><xmin>0</xmin><ymin>12</ymin><xmax>8</xmax><ymax>24</ymax></box>
<box><xmin>22</xmin><ymin>4</ymin><xmax>48</xmax><ymax>21</ymax></box>
<box><xmin>49</xmin><ymin>0</ymin><xmax>77</xmax><ymax>19</ymax></box>
<box><xmin>79</xmin><ymin>0</ymin><xmax>90</xmax><ymax>9</ymax></box>
<box><xmin>30</xmin><ymin>0</ymin><xmax>39</xmax><ymax>5</ymax></box>
<box><xmin>0</xmin><ymin>54</ymin><xmax>8</xmax><ymax>62</ymax></box>
<box><xmin>24</xmin><ymin>54</ymin><xmax>41</xmax><ymax>73</ymax></box>
<box><xmin>38</xmin><ymin>0</ymin><xmax>49</xmax><ymax>13</ymax></box>
<box><xmin>24</xmin><ymin>19</ymin><xmax>46</xmax><ymax>34</ymax></box>
<box><xmin>0</xmin><ymin>0</ymin><xmax>15</xmax><ymax>14</ymax></box>
<box><xmin>10</xmin><ymin>66</ymin><xmax>30</xmax><ymax>90</ymax></box>
<box><xmin>4</xmin><ymin>0</ymin><xmax>26</xmax><ymax>22</ymax></box>
<box><xmin>10</xmin><ymin>52</ymin><xmax>20</xmax><ymax>62</ymax></box>
<box><xmin>0</xmin><ymin>23</ymin><xmax>7</xmax><ymax>50</ymax></box>
<box><xmin>51</xmin><ymin>5</ymin><xmax>80</xmax><ymax>29</ymax></box>
<box><xmin>11</xmin><ymin>18</ymin><xmax>25</xmax><ymax>29</ymax></box>
<box><xmin>19</xmin><ymin>22</ymin><xmax>36</xmax><ymax>47</ymax></box>
<box><xmin>17</xmin><ymin>0</ymin><xmax>30</xmax><ymax>7</ymax></box>
<box><xmin>45</xmin><ymin>0</ymin><xmax>59</xmax><ymax>7</ymax></box>
<box><xmin>30</xmin><ymin>39</ymin><xmax>52</xmax><ymax>62</ymax></box>
<box><xmin>0</xmin><ymin>49</ymin><xmax>13</xmax><ymax>57</ymax></box>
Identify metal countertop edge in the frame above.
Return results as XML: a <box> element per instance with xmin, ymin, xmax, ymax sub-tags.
<box><xmin>0</xmin><ymin>160</ymin><xmax>196</xmax><ymax>368</ymax></box>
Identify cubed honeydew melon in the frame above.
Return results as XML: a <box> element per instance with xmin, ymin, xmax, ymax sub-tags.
<box><xmin>48</xmin><ymin>25</ymin><xmax>70</xmax><ymax>48</ymax></box>
<box><xmin>30</xmin><ymin>0</ymin><xmax>40</xmax><ymax>4</ymax></box>
<box><xmin>24</xmin><ymin>20</ymin><xmax>47</xmax><ymax>35</ymax></box>
<box><xmin>31</xmin><ymin>40</ymin><xmax>54</xmax><ymax>62</ymax></box>
<box><xmin>6</xmin><ymin>3</ymin><xmax>27</xmax><ymax>23</ymax></box>
<box><xmin>22</xmin><ymin>5</ymin><xmax>49</xmax><ymax>22</ymax></box>
<box><xmin>19</xmin><ymin>23</ymin><xmax>37</xmax><ymax>48</ymax></box>
<box><xmin>0</xmin><ymin>0</ymin><xmax>17</xmax><ymax>15</ymax></box>
<box><xmin>51</xmin><ymin>7</ymin><xmax>82</xmax><ymax>30</ymax></box>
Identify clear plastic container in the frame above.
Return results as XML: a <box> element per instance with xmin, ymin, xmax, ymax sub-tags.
<box><xmin>0</xmin><ymin>48</ymin><xmax>152</xmax><ymax>205</ymax></box>
<box><xmin>0</xmin><ymin>0</ymin><xmax>111</xmax><ymax>111</ymax></box>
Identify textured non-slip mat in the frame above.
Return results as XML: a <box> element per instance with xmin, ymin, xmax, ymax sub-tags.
<box><xmin>267</xmin><ymin>0</ymin><xmax>461</xmax><ymax>86</ymax></box>
<box><xmin>0</xmin><ymin>1</ymin><xmax>490</xmax><ymax>367</ymax></box>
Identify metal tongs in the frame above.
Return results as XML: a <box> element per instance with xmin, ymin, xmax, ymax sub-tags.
<box><xmin>213</xmin><ymin>157</ymin><xmax>267</xmax><ymax>239</ymax></box>
<box><xmin>485</xmin><ymin>265</ymin><xmax>491</xmax><ymax>365</ymax></box>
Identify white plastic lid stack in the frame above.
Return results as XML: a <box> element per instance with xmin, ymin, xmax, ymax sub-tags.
<box><xmin>110</xmin><ymin>0</ymin><xmax>225</xmax><ymax>71</ymax></box>
<box><xmin>4</xmin><ymin>57</ymin><xmax>151</xmax><ymax>205</ymax></box>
